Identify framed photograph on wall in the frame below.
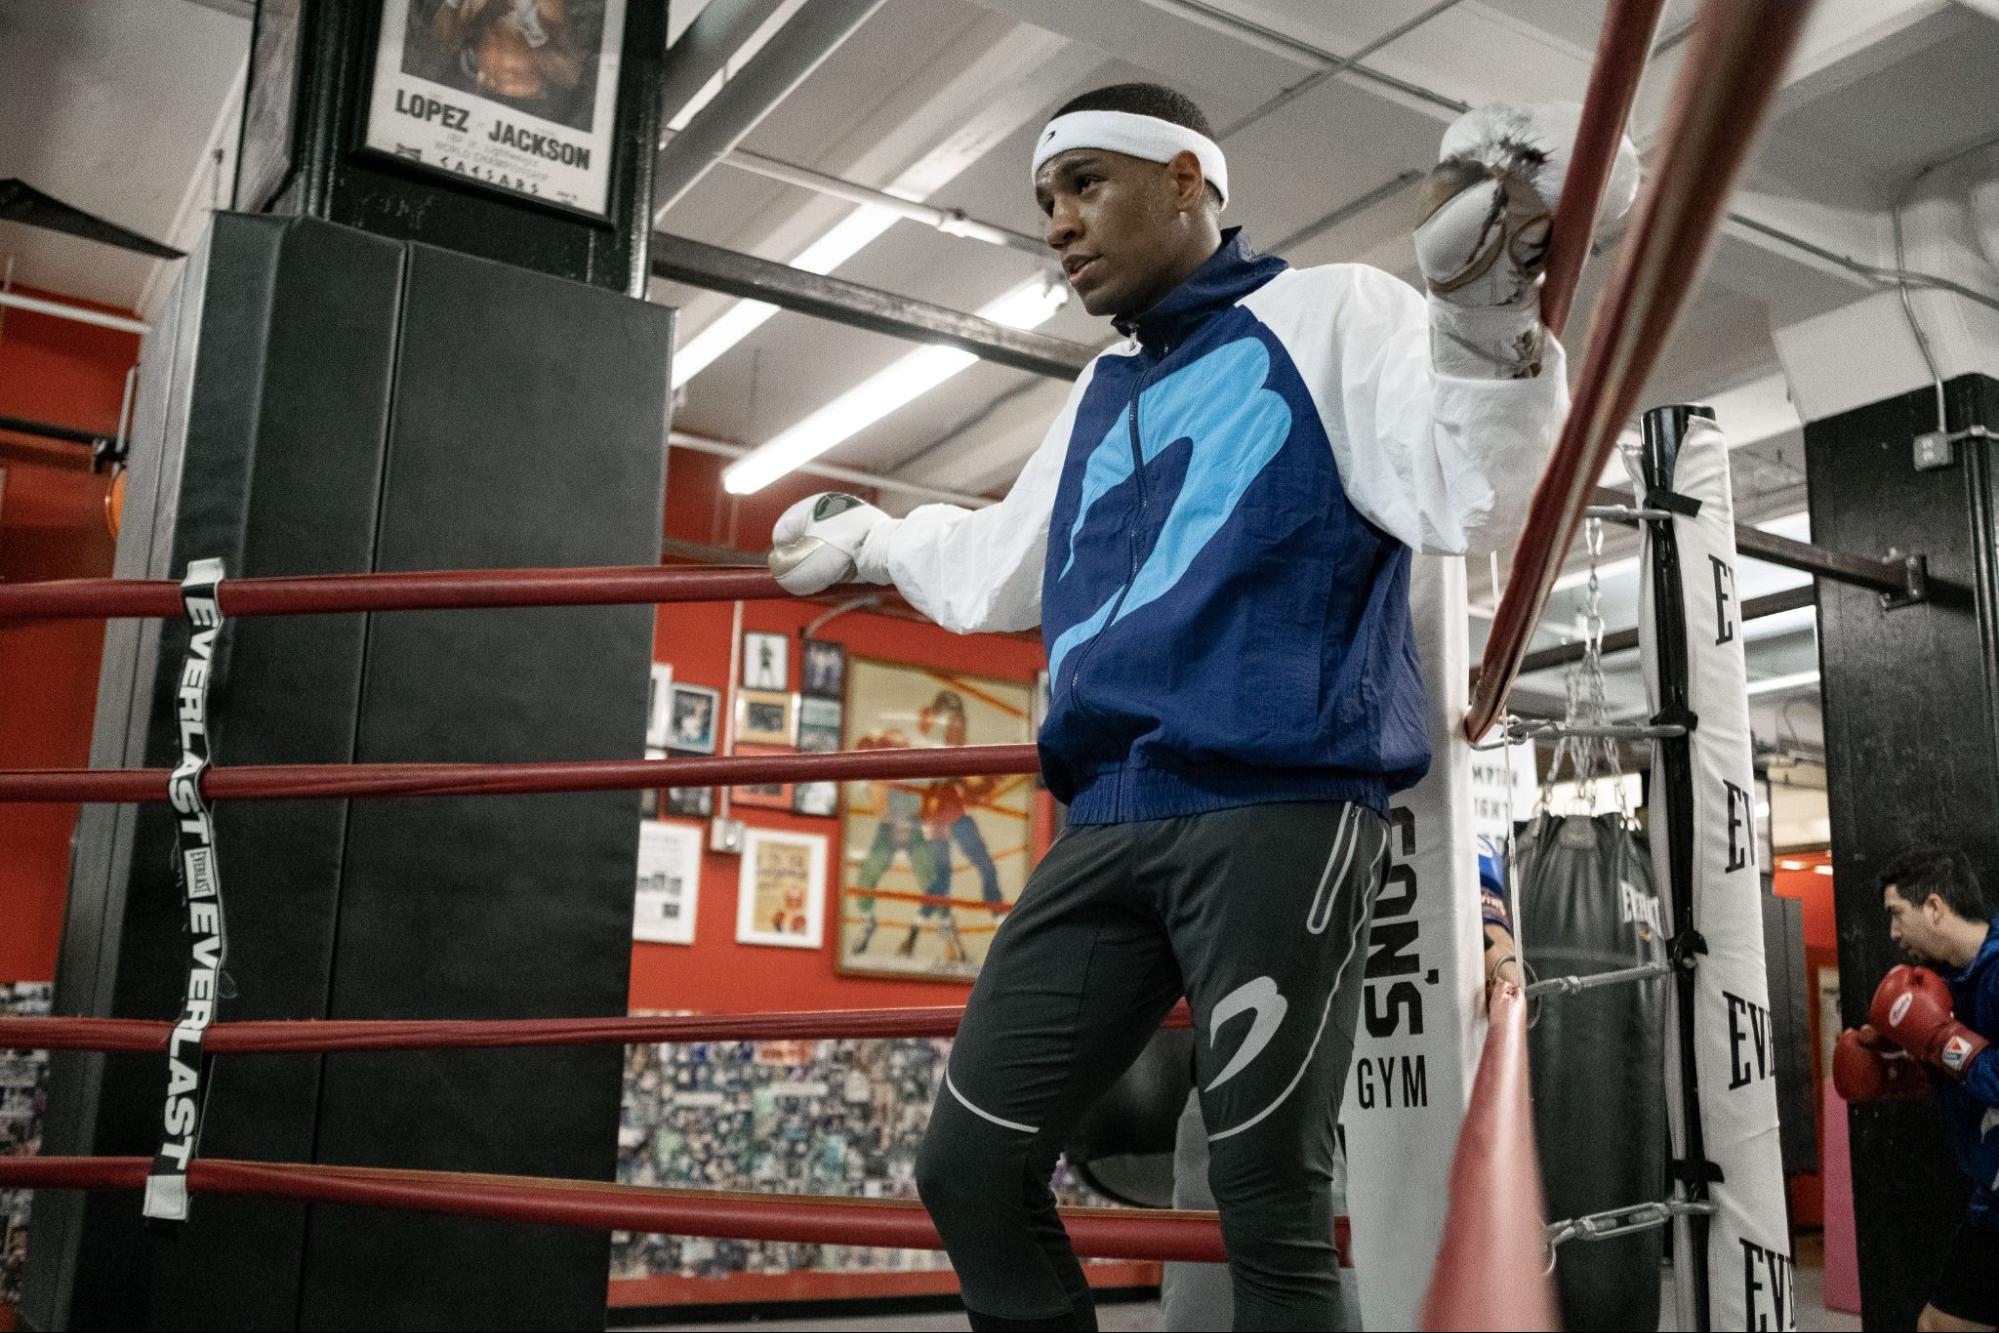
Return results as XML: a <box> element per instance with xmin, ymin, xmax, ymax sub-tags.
<box><xmin>736</xmin><ymin>827</ymin><xmax>827</xmax><ymax>950</ymax></box>
<box><xmin>797</xmin><ymin>697</ymin><xmax>842</xmax><ymax>753</ymax></box>
<box><xmin>793</xmin><ymin>781</ymin><xmax>838</xmax><ymax>818</ymax></box>
<box><xmin>633</xmin><ymin>819</ymin><xmax>700</xmax><ymax>945</ymax></box>
<box><xmin>664</xmin><ymin>784</ymin><xmax>713</xmax><ymax>819</ymax></box>
<box><xmin>743</xmin><ymin>631</ymin><xmax>788</xmax><ymax>691</ymax></box>
<box><xmin>667</xmin><ymin>682</ymin><xmax>720</xmax><ymax>754</ymax></box>
<box><xmin>644</xmin><ymin>662</ymin><xmax>673</xmax><ymax>748</ymax></box>
<box><xmin>837</xmin><ymin>659</ymin><xmax>1036</xmax><ymax>982</ymax></box>
<box><xmin>801</xmin><ymin>638</ymin><xmax>847</xmax><ymax>700</ymax></box>
<box><xmin>736</xmin><ymin>689</ymin><xmax>795</xmax><ymax>746</ymax></box>
<box><xmin>730</xmin><ymin>742</ymin><xmax>795</xmax><ymax>811</ymax></box>
<box><xmin>361</xmin><ymin>0</ymin><xmax>628</xmax><ymax>217</ymax></box>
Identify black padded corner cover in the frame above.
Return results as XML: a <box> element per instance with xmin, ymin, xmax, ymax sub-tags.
<box><xmin>296</xmin><ymin>240</ymin><xmax>671</xmax><ymax>1328</ymax></box>
<box><xmin>1517</xmin><ymin>812</ymin><xmax>1668</xmax><ymax>1333</ymax></box>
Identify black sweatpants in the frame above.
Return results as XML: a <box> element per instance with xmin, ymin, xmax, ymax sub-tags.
<box><xmin>915</xmin><ymin>801</ymin><xmax>1388</xmax><ymax>1332</ymax></box>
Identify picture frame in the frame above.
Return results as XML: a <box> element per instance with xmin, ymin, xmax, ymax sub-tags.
<box><xmin>360</xmin><ymin>0</ymin><xmax>628</xmax><ymax>218</ymax></box>
<box><xmin>836</xmin><ymin>658</ymin><xmax>1036</xmax><ymax>982</ymax></box>
<box><xmin>664</xmin><ymin>784</ymin><xmax>714</xmax><ymax>819</ymax></box>
<box><xmin>801</xmin><ymin>638</ymin><xmax>847</xmax><ymax>700</ymax></box>
<box><xmin>645</xmin><ymin>662</ymin><xmax>674</xmax><ymax>748</ymax></box>
<box><xmin>797</xmin><ymin>697</ymin><xmax>842</xmax><ymax>754</ymax></box>
<box><xmin>736</xmin><ymin>689</ymin><xmax>796</xmax><ymax>746</ymax></box>
<box><xmin>792</xmin><ymin>781</ymin><xmax>839</xmax><ymax>818</ymax></box>
<box><xmin>730</xmin><ymin>742</ymin><xmax>795</xmax><ymax>811</ymax></box>
<box><xmin>667</xmin><ymin>682</ymin><xmax>721</xmax><ymax>755</ymax></box>
<box><xmin>736</xmin><ymin>827</ymin><xmax>827</xmax><ymax>950</ymax></box>
<box><xmin>633</xmin><ymin>820</ymin><xmax>701</xmax><ymax>945</ymax></box>
<box><xmin>742</xmin><ymin>631</ymin><xmax>789</xmax><ymax>691</ymax></box>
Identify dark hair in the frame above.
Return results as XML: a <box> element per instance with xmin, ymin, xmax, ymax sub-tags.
<box><xmin>1878</xmin><ymin>846</ymin><xmax>1989</xmax><ymax>921</ymax></box>
<box><xmin>1052</xmin><ymin>82</ymin><xmax>1222</xmax><ymax>209</ymax></box>
<box><xmin>1055</xmin><ymin>82</ymin><xmax>1216</xmax><ymax>138</ymax></box>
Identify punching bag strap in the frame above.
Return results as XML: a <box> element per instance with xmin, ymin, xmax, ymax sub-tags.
<box><xmin>1669</xmin><ymin>1156</ymin><xmax>1726</xmax><ymax>1187</ymax></box>
<box><xmin>1642</xmin><ymin>487</ymin><xmax>1703</xmax><ymax>517</ymax></box>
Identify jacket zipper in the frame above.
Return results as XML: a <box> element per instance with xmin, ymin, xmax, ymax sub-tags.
<box><xmin>1061</xmin><ymin>347</ymin><xmax>1158</xmax><ymax>812</ymax></box>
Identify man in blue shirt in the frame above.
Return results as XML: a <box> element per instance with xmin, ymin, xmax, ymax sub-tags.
<box><xmin>1836</xmin><ymin>847</ymin><xmax>1999</xmax><ymax>1332</ymax></box>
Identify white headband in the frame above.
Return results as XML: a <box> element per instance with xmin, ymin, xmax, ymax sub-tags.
<box><xmin>1031</xmin><ymin>110</ymin><xmax>1229</xmax><ymax>209</ymax></box>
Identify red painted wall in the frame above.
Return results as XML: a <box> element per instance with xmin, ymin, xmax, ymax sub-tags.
<box><xmin>1772</xmin><ymin>849</ymin><xmax>1837</xmax><ymax>1228</ymax></box>
<box><xmin>0</xmin><ymin>293</ymin><xmax>134</xmax><ymax>982</ymax></box>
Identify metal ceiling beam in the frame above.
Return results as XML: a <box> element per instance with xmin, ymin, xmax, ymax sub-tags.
<box><xmin>1517</xmin><ymin>585</ymin><xmax>1817</xmax><ymax>675</ymax></box>
<box><xmin>650</xmin><ymin>233</ymin><xmax>1096</xmax><ymax>380</ymax></box>
<box><xmin>657</xmin><ymin>0</ymin><xmax>793</xmax><ymax>128</ymax></box>
<box><xmin>703</xmin><ymin>140</ymin><xmax>1046</xmax><ymax>257</ymax></box>
<box><xmin>652</xmin><ymin>0</ymin><xmax>886</xmax><ymax>220</ymax></box>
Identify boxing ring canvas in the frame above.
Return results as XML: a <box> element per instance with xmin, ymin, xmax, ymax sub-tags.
<box><xmin>837</xmin><ymin>658</ymin><xmax>1035</xmax><ymax>981</ymax></box>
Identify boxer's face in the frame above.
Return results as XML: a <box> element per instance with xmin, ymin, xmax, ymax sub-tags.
<box><xmin>1036</xmin><ymin>148</ymin><xmax>1212</xmax><ymax>318</ymax></box>
<box><xmin>1885</xmin><ymin>883</ymin><xmax>1946</xmax><ymax>966</ymax></box>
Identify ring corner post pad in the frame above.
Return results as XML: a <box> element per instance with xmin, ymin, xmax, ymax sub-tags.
<box><xmin>144</xmin><ymin>556</ymin><xmax>231</xmax><ymax>1226</ymax></box>
<box><xmin>1637</xmin><ymin>407</ymin><xmax>1792</xmax><ymax>1331</ymax></box>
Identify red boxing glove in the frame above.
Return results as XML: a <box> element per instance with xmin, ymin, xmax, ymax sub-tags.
<box><xmin>1832</xmin><ymin>1025</ymin><xmax>1931</xmax><ymax>1102</ymax></box>
<box><xmin>1870</xmin><ymin>965</ymin><xmax>1992</xmax><ymax>1078</ymax></box>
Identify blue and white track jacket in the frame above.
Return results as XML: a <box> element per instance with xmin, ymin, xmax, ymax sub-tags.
<box><xmin>868</xmin><ymin>231</ymin><xmax>1568</xmax><ymax>824</ymax></box>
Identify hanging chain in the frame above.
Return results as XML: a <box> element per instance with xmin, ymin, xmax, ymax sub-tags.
<box><xmin>1540</xmin><ymin>518</ymin><xmax>1627</xmax><ymax>817</ymax></box>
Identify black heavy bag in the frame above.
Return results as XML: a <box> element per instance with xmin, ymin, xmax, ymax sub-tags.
<box><xmin>1064</xmin><ymin>1028</ymin><xmax>1196</xmax><ymax>1208</ymax></box>
<box><xmin>1517</xmin><ymin>812</ymin><xmax>1668</xmax><ymax>1332</ymax></box>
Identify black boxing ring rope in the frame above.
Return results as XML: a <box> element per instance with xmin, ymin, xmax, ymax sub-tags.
<box><xmin>0</xmin><ymin>0</ymin><xmax>1817</xmax><ymax>1316</ymax></box>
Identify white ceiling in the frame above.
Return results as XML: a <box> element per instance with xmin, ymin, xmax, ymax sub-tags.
<box><xmin>12</xmin><ymin>0</ymin><xmax>1999</xmax><ymax>765</ymax></box>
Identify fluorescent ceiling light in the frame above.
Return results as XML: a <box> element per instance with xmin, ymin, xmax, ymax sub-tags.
<box><xmin>1744</xmin><ymin>669</ymin><xmax>1821</xmax><ymax>697</ymax></box>
<box><xmin>671</xmin><ymin>205</ymin><xmax>900</xmax><ymax>389</ymax></box>
<box><xmin>722</xmin><ymin>277</ymin><xmax>1068</xmax><ymax>495</ymax></box>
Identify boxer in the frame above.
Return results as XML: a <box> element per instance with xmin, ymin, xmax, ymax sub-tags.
<box><xmin>768</xmin><ymin>82</ymin><xmax>1634</xmax><ymax>1330</ymax></box>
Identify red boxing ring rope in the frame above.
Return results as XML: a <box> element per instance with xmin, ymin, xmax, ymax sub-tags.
<box><xmin>0</xmin><ymin>742</ymin><xmax>1040</xmax><ymax>804</ymax></box>
<box><xmin>1537</xmin><ymin>0</ymin><xmax>1668</xmax><ymax>339</ymax></box>
<box><xmin>1418</xmin><ymin>984</ymin><xmax>1558</xmax><ymax>1330</ymax></box>
<box><xmin>0</xmin><ymin>1003</ymin><xmax>1193</xmax><ymax>1055</ymax></box>
<box><xmin>1466</xmin><ymin>0</ymin><xmax>1821</xmax><ymax>741</ymax></box>
<box><xmin>0</xmin><ymin>1157</ymin><xmax>1229</xmax><ymax>1264</ymax></box>
<box><xmin>0</xmin><ymin>564</ymin><xmax>807</xmax><ymax>623</ymax></box>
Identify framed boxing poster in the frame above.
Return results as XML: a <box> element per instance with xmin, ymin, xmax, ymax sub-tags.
<box><xmin>736</xmin><ymin>828</ymin><xmax>827</xmax><ymax>950</ymax></box>
<box><xmin>633</xmin><ymin>820</ymin><xmax>700</xmax><ymax>945</ymax></box>
<box><xmin>835</xmin><ymin>658</ymin><xmax>1036</xmax><ymax>983</ymax></box>
<box><xmin>362</xmin><ymin>0</ymin><xmax>628</xmax><ymax>218</ymax></box>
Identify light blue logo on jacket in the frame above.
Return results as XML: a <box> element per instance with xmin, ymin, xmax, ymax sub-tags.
<box><xmin>1048</xmin><ymin>336</ymin><xmax>1293</xmax><ymax>683</ymax></box>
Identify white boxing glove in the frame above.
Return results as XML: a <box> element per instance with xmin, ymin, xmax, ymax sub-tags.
<box><xmin>1415</xmin><ymin>102</ymin><xmax>1640</xmax><ymax>377</ymax></box>
<box><xmin>768</xmin><ymin>492</ymin><xmax>895</xmax><ymax>596</ymax></box>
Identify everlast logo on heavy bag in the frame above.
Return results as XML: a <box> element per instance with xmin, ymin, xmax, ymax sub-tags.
<box><xmin>1357</xmin><ymin>807</ymin><xmax>1430</xmax><ymax>1110</ymax></box>
<box><xmin>1726</xmin><ymin>988</ymin><xmax>1776</xmax><ymax>1089</ymax></box>
<box><xmin>1739</xmin><ymin>1237</ymin><xmax>1794</xmax><ymax>1330</ymax></box>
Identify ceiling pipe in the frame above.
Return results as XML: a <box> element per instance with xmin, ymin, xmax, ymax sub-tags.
<box><xmin>699</xmin><ymin>139</ymin><xmax>1046</xmax><ymax>257</ymax></box>
<box><xmin>652</xmin><ymin>0</ymin><xmax>888</xmax><ymax>222</ymax></box>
